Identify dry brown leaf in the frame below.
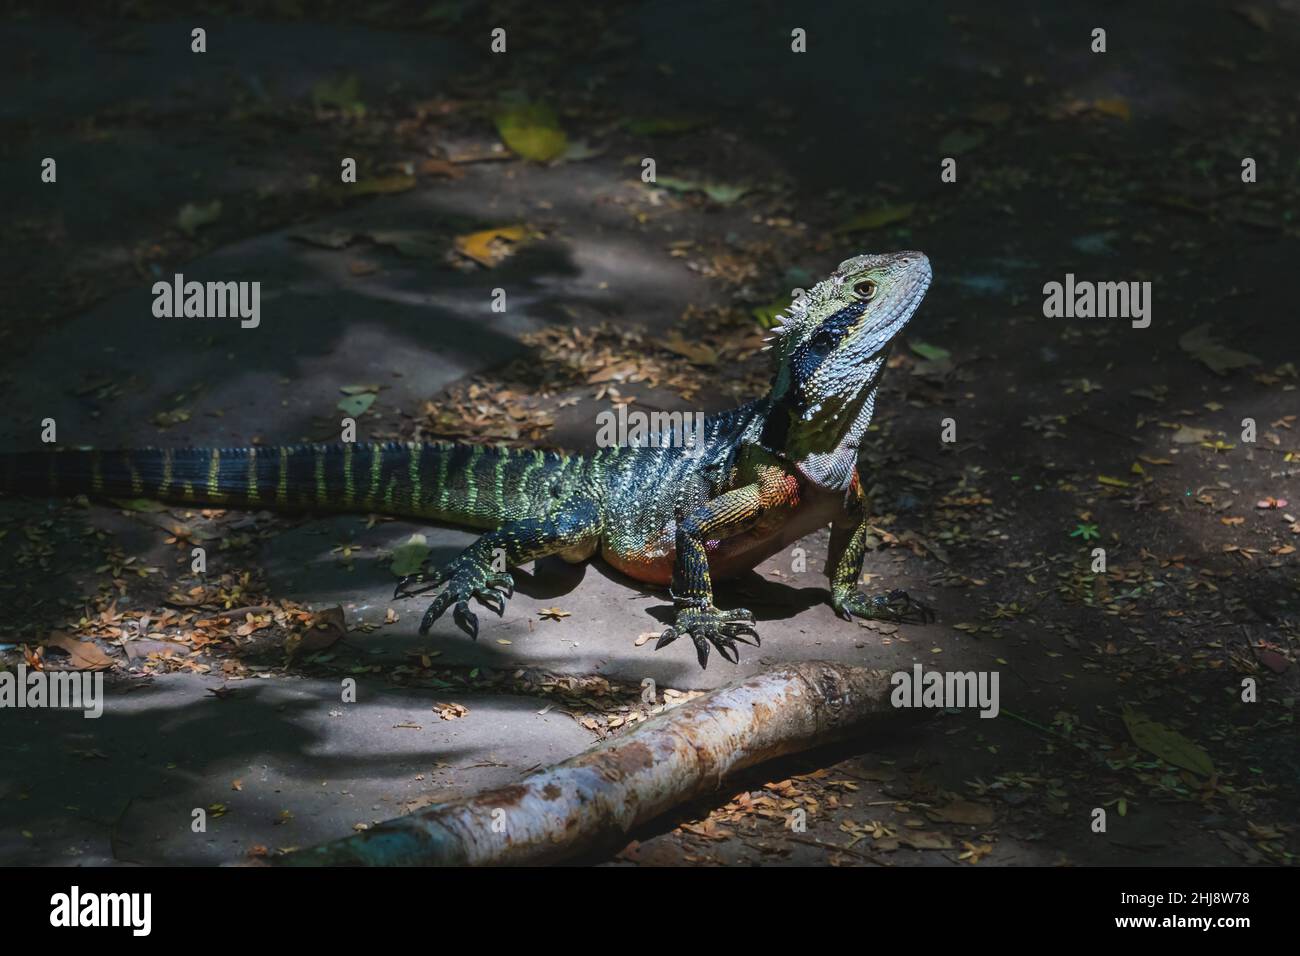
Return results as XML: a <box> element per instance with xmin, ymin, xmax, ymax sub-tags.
<box><xmin>662</xmin><ymin>332</ymin><xmax>718</xmax><ymax>366</ymax></box>
<box><xmin>44</xmin><ymin>632</ymin><xmax>114</xmax><ymax>671</ymax></box>
<box><xmin>928</xmin><ymin>800</ymin><xmax>996</xmax><ymax>825</ymax></box>
<box><xmin>418</xmin><ymin>158</ymin><xmax>465</xmax><ymax>179</ymax></box>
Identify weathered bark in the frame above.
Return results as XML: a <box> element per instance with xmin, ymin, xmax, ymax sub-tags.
<box><xmin>278</xmin><ymin>661</ymin><xmax>901</xmax><ymax>866</ymax></box>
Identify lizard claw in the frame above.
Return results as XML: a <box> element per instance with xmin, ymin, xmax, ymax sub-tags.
<box><xmin>394</xmin><ymin>567</ymin><xmax>447</xmax><ymax>600</ymax></box>
<box><xmin>485</xmin><ymin>572</ymin><xmax>514</xmax><ymax>598</ymax></box>
<box><xmin>413</xmin><ymin>559</ymin><xmax>511</xmax><ymax>640</ymax></box>
<box><xmin>655</xmin><ymin>606</ymin><xmax>760</xmax><ymax>669</ymax></box>
<box><xmin>833</xmin><ymin>587</ymin><xmax>934</xmax><ymax>625</ymax></box>
<box><xmin>452</xmin><ymin>600</ymin><xmax>479</xmax><ymax>640</ymax></box>
<box><xmin>419</xmin><ymin>590</ymin><xmax>454</xmax><ymax>634</ymax></box>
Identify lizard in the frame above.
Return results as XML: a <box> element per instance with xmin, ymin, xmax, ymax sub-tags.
<box><xmin>0</xmin><ymin>250</ymin><xmax>934</xmax><ymax>668</ymax></box>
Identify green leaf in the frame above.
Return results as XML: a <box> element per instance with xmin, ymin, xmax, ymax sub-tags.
<box><xmin>390</xmin><ymin>533</ymin><xmax>431</xmax><ymax>577</ymax></box>
<box><xmin>494</xmin><ymin>101</ymin><xmax>567</xmax><ymax>162</ymax></box>
<box><xmin>909</xmin><ymin>341</ymin><xmax>951</xmax><ymax>361</ymax></box>
<box><xmin>352</xmin><ymin>174</ymin><xmax>416</xmax><ymax>196</ymax></box>
<box><xmin>938</xmin><ymin>129</ymin><xmax>986</xmax><ymax>155</ymax></box>
<box><xmin>1178</xmin><ymin>323</ymin><xmax>1261</xmax><ymax>375</ymax></box>
<box><xmin>290</xmin><ymin>227</ymin><xmax>355</xmax><ymax>249</ymax></box>
<box><xmin>656</xmin><ymin>176</ymin><xmax>750</xmax><ymax>205</ymax></box>
<box><xmin>1069</xmin><ymin>523</ymin><xmax>1100</xmax><ymax>541</ymax></box>
<box><xmin>561</xmin><ymin>139</ymin><xmax>604</xmax><ymax>162</ymax></box>
<box><xmin>311</xmin><ymin>73</ymin><xmax>365</xmax><ymax>117</ymax></box>
<box><xmin>1121</xmin><ymin>706</ymin><xmax>1215</xmax><ymax>777</ymax></box>
<box><xmin>177</xmin><ymin>200</ymin><xmax>222</xmax><ymax>237</ymax></box>
<box><xmin>832</xmin><ymin>203</ymin><xmax>914</xmax><ymax>235</ymax></box>
<box><xmin>337</xmin><ymin>393</ymin><xmax>376</xmax><ymax>417</ymax></box>
<box><xmin>110</xmin><ymin>498</ymin><xmax>170</xmax><ymax>513</ymax></box>
<box><xmin>752</xmin><ymin>294</ymin><xmax>793</xmax><ymax>329</ymax></box>
<box><xmin>623</xmin><ymin>115</ymin><xmax>710</xmax><ymax>136</ymax></box>
<box><xmin>363</xmin><ymin>230</ymin><xmax>443</xmax><ymax>259</ymax></box>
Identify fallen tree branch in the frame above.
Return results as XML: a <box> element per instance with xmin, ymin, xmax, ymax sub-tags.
<box><xmin>277</xmin><ymin>661</ymin><xmax>908</xmax><ymax>866</ymax></box>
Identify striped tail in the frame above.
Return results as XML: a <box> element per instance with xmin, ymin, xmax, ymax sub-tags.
<box><xmin>0</xmin><ymin>442</ymin><xmax>585</xmax><ymax>529</ymax></box>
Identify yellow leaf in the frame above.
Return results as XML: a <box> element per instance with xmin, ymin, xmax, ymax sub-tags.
<box><xmin>453</xmin><ymin>226</ymin><xmax>529</xmax><ymax>267</ymax></box>
<box><xmin>494</xmin><ymin>101</ymin><xmax>567</xmax><ymax>162</ymax></box>
<box><xmin>353</xmin><ymin>174</ymin><xmax>416</xmax><ymax>196</ymax></box>
<box><xmin>1093</xmin><ymin>97</ymin><xmax>1131</xmax><ymax>121</ymax></box>
<box><xmin>1097</xmin><ymin>475</ymin><xmax>1131</xmax><ymax>488</ymax></box>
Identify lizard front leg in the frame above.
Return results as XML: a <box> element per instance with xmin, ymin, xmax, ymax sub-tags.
<box><xmin>656</xmin><ymin>465</ymin><xmax>797</xmax><ymax>668</ymax></box>
<box><xmin>396</xmin><ymin>498</ymin><xmax>602</xmax><ymax>639</ymax></box>
<box><xmin>828</xmin><ymin>474</ymin><xmax>934</xmax><ymax>624</ymax></box>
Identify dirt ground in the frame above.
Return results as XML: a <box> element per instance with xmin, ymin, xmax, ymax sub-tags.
<box><xmin>0</xmin><ymin>2</ymin><xmax>1295</xmax><ymax>867</ymax></box>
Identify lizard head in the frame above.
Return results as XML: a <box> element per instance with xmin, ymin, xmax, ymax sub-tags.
<box><xmin>762</xmin><ymin>250</ymin><xmax>932</xmax><ymax>489</ymax></box>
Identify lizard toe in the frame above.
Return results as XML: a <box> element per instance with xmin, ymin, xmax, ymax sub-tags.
<box><xmin>452</xmin><ymin>600</ymin><xmax>479</xmax><ymax>640</ymax></box>
<box><xmin>486</xmin><ymin>572</ymin><xmax>515</xmax><ymax>598</ymax></box>
<box><xmin>689</xmin><ymin>631</ymin><xmax>711</xmax><ymax>670</ymax></box>
<box><xmin>709</xmin><ymin>630</ymin><xmax>741</xmax><ymax>664</ymax></box>
<box><xmin>419</xmin><ymin>591</ymin><xmax>454</xmax><ymax>634</ymax></box>
<box><xmin>475</xmin><ymin>587</ymin><xmax>506</xmax><ymax>617</ymax></box>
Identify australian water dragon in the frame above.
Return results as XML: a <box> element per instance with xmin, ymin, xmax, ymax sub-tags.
<box><xmin>1</xmin><ymin>251</ymin><xmax>934</xmax><ymax>668</ymax></box>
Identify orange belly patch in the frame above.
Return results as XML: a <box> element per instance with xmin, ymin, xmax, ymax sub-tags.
<box><xmin>599</xmin><ymin>486</ymin><xmax>843</xmax><ymax>588</ymax></box>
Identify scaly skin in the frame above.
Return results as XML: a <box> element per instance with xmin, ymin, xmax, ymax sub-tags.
<box><xmin>0</xmin><ymin>251</ymin><xmax>934</xmax><ymax>668</ymax></box>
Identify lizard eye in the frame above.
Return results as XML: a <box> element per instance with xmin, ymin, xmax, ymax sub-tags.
<box><xmin>852</xmin><ymin>279</ymin><xmax>878</xmax><ymax>301</ymax></box>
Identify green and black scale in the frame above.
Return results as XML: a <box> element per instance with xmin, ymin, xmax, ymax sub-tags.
<box><xmin>0</xmin><ymin>442</ymin><xmax>590</xmax><ymax>530</ymax></box>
